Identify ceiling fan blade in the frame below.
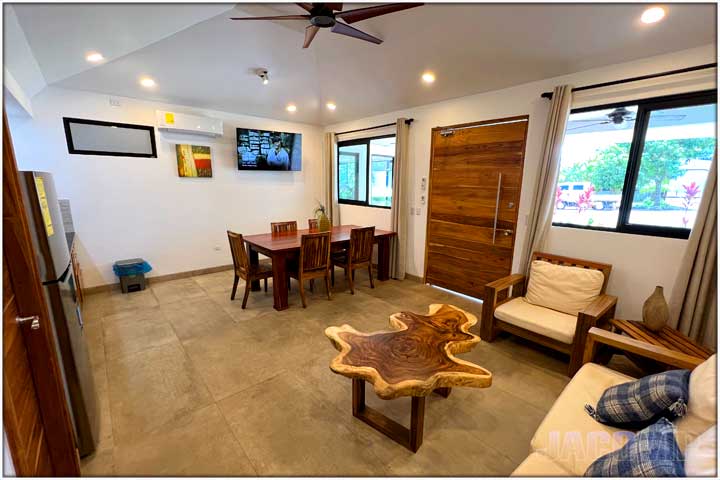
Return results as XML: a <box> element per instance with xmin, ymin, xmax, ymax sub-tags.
<box><xmin>335</xmin><ymin>3</ymin><xmax>423</xmax><ymax>24</ymax></box>
<box><xmin>296</xmin><ymin>3</ymin><xmax>314</xmax><ymax>12</ymax></box>
<box><xmin>331</xmin><ymin>21</ymin><xmax>382</xmax><ymax>44</ymax></box>
<box><xmin>303</xmin><ymin>25</ymin><xmax>320</xmax><ymax>48</ymax></box>
<box><xmin>325</xmin><ymin>3</ymin><xmax>344</xmax><ymax>10</ymax></box>
<box><xmin>567</xmin><ymin>121</ymin><xmax>611</xmax><ymax>131</ymax></box>
<box><xmin>230</xmin><ymin>15</ymin><xmax>310</xmax><ymax>20</ymax></box>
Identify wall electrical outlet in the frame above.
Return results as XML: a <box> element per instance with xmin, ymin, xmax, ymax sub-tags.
<box><xmin>109</xmin><ymin>97</ymin><xmax>121</xmax><ymax>107</ymax></box>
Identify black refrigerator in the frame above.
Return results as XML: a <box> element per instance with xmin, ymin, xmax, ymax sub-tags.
<box><xmin>19</xmin><ymin>171</ymin><xmax>98</xmax><ymax>457</ymax></box>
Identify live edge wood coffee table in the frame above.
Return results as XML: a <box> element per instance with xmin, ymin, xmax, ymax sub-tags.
<box><xmin>325</xmin><ymin>304</ymin><xmax>492</xmax><ymax>452</ymax></box>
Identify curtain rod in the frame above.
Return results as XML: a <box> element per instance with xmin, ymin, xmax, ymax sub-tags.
<box><xmin>540</xmin><ymin>63</ymin><xmax>717</xmax><ymax>100</ymax></box>
<box><xmin>335</xmin><ymin>118</ymin><xmax>414</xmax><ymax>136</ymax></box>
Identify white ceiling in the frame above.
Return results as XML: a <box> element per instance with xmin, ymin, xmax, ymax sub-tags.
<box><xmin>10</xmin><ymin>3</ymin><xmax>717</xmax><ymax>125</ymax></box>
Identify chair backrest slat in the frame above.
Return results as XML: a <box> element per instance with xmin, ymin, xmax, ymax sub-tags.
<box><xmin>227</xmin><ymin>231</ymin><xmax>249</xmax><ymax>276</ymax></box>
<box><xmin>300</xmin><ymin>231</ymin><xmax>331</xmax><ymax>272</ymax></box>
<box><xmin>271</xmin><ymin>221</ymin><xmax>298</xmax><ymax>234</ymax></box>
<box><xmin>349</xmin><ymin>226</ymin><xmax>375</xmax><ymax>264</ymax></box>
<box><xmin>308</xmin><ymin>218</ymin><xmax>318</xmax><ymax>230</ymax></box>
<box><xmin>531</xmin><ymin>251</ymin><xmax>612</xmax><ymax>294</ymax></box>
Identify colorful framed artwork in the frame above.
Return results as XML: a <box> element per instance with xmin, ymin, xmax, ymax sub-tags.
<box><xmin>176</xmin><ymin>144</ymin><xmax>212</xmax><ymax>177</ymax></box>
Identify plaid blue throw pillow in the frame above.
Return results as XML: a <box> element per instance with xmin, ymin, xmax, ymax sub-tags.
<box><xmin>585</xmin><ymin>418</ymin><xmax>684</xmax><ymax>477</ymax></box>
<box><xmin>585</xmin><ymin>369</ymin><xmax>690</xmax><ymax>429</ymax></box>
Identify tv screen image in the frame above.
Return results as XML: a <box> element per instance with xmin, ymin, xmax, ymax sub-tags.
<box><xmin>237</xmin><ymin>128</ymin><xmax>302</xmax><ymax>171</ymax></box>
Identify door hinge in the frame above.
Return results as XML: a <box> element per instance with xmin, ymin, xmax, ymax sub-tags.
<box><xmin>16</xmin><ymin>315</ymin><xmax>40</xmax><ymax>330</ymax></box>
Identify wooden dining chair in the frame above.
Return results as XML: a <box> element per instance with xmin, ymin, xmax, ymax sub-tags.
<box><xmin>308</xmin><ymin>218</ymin><xmax>318</xmax><ymax>230</ymax></box>
<box><xmin>227</xmin><ymin>231</ymin><xmax>273</xmax><ymax>309</ymax></box>
<box><xmin>271</xmin><ymin>221</ymin><xmax>297</xmax><ymax>234</ymax></box>
<box><xmin>331</xmin><ymin>226</ymin><xmax>375</xmax><ymax>294</ymax></box>
<box><xmin>289</xmin><ymin>231</ymin><xmax>332</xmax><ymax>308</ymax></box>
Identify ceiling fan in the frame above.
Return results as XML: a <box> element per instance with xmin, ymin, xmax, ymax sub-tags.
<box><xmin>230</xmin><ymin>3</ymin><xmax>424</xmax><ymax>48</ymax></box>
<box><xmin>568</xmin><ymin>106</ymin><xmax>686</xmax><ymax>131</ymax></box>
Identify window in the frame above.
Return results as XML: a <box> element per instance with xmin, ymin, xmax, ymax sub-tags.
<box><xmin>63</xmin><ymin>117</ymin><xmax>157</xmax><ymax>157</ymax></box>
<box><xmin>552</xmin><ymin>91</ymin><xmax>716</xmax><ymax>239</ymax></box>
<box><xmin>338</xmin><ymin>135</ymin><xmax>395</xmax><ymax>208</ymax></box>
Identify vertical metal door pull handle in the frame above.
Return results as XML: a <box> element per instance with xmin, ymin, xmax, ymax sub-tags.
<box><xmin>492</xmin><ymin>174</ymin><xmax>502</xmax><ymax>244</ymax></box>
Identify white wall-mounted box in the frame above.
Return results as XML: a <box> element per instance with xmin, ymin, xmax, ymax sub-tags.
<box><xmin>156</xmin><ymin>110</ymin><xmax>223</xmax><ymax>137</ymax></box>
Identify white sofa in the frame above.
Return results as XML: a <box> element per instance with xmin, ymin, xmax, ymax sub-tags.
<box><xmin>512</xmin><ymin>328</ymin><xmax>716</xmax><ymax>476</ymax></box>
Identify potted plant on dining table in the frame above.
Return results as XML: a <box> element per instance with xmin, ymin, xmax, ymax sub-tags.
<box><xmin>314</xmin><ymin>202</ymin><xmax>331</xmax><ymax>232</ymax></box>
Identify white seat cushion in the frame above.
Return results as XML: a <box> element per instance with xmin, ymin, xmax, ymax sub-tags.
<box><xmin>511</xmin><ymin>452</ymin><xmax>572</xmax><ymax>476</ymax></box>
<box><xmin>531</xmin><ymin>363</ymin><xmax>635</xmax><ymax>475</ymax></box>
<box><xmin>525</xmin><ymin>260</ymin><xmax>605</xmax><ymax>316</ymax></box>
<box><xmin>495</xmin><ymin>297</ymin><xmax>578</xmax><ymax>344</ymax></box>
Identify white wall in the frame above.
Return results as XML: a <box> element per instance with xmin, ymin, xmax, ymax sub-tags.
<box><xmin>8</xmin><ymin>87</ymin><xmax>323</xmax><ymax>287</ymax></box>
<box><xmin>326</xmin><ymin>44</ymin><xmax>715</xmax><ymax>319</ymax></box>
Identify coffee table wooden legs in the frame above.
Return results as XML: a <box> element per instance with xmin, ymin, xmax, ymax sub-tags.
<box><xmin>351</xmin><ymin>379</ymin><xmax>450</xmax><ymax>453</ymax></box>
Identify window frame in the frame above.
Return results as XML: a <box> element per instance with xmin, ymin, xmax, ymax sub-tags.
<box><xmin>63</xmin><ymin>117</ymin><xmax>157</xmax><ymax>158</ymax></box>
<box><xmin>337</xmin><ymin>133</ymin><xmax>395</xmax><ymax>209</ymax></box>
<box><xmin>552</xmin><ymin>89</ymin><xmax>717</xmax><ymax>240</ymax></box>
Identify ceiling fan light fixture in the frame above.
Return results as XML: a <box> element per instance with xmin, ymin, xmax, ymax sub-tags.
<box><xmin>421</xmin><ymin>71</ymin><xmax>435</xmax><ymax>84</ymax></box>
<box><xmin>326</xmin><ymin>102</ymin><xmax>337</xmax><ymax>111</ymax></box>
<box><xmin>641</xmin><ymin>6</ymin><xmax>666</xmax><ymax>24</ymax></box>
<box><xmin>286</xmin><ymin>104</ymin><xmax>297</xmax><ymax>113</ymax></box>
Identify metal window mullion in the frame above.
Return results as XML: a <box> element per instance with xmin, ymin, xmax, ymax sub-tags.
<box><xmin>616</xmin><ymin>105</ymin><xmax>651</xmax><ymax>232</ymax></box>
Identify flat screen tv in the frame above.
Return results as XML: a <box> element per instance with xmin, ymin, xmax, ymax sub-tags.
<box><xmin>237</xmin><ymin>128</ymin><xmax>302</xmax><ymax>171</ymax></box>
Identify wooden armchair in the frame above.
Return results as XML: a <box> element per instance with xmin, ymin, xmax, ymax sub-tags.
<box><xmin>227</xmin><ymin>231</ymin><xmax>273</xmax><ymax>309</ymax></box>
<box><xmin>481</xmin><ymin>252</ymin><xmax>617</xmax><ymax>376</ymax></box>
<box><xmin>289</xmin><ymin>231</ymin><xmax>332</xmax><ymax>308</ymax></box>
<box><xmin>583</xmin><ymin>327</ymin><xmax>705</xmax><ymax>370</ymax></box>
<box><xmin>331</xmin><ymin>226</ymin><xmax>375</xmax><ymax>294</ymax></box>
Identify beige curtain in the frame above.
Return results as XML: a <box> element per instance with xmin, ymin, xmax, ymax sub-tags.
<box><xmin>521</xmin><ymin>85</ymin><xmax>573</xmax><ymax>273</ymax></box>
<box><xmin>390</xmin><ymin>118</ymin><xmax>410</xmax><ymax>279</ymax></box>
<box><xmin>322</xmin><ymin>132</ymin><xmax>340</xmax><ymax>225</ymax></box>
<box><xmin>669</xmin><ymin>156</ymin><xmax>717</xmax><ymax>349</ymax></box>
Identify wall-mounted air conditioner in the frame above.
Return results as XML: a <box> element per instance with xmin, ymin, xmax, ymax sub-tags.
<box><xmin>155</xmin><ymin>111</ymin><xmax>223</xmax><ymax>138</ymax></box>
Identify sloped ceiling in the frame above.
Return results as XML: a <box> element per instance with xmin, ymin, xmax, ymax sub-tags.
<box><xmin>9</xmin><ymin>3</ymin><xmax>717</xmax><ymax>125</ymax></box>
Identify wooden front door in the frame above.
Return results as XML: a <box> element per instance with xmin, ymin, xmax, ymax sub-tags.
<box><xmin>424</xmin><ymin>116</ymin><xmax>528</xmax><ymax>300</ymax></box>
<box><xmin>3</xmin><ymin>115</ymin><xmax>80</xmax><ymax>476</ymax></box>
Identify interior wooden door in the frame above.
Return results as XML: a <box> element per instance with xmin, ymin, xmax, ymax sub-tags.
<box><xmin>424</xmin><ymin>116</ymin><xmax>528</xmax><ymax>300</ymax></box>
<box><xmin>3</xmin><ymin>114</ymin><xmax>80</xmax><ymax>476</ymax></box>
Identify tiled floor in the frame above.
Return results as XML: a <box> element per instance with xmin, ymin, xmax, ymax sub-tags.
<box><xmin>80</xmin><ymin>269</ymin><xmax>574</xmax><ymax>476</ymax></box>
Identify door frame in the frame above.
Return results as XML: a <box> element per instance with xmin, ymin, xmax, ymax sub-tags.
<box><xmin>3</xmin><ymin>114</ymin><xmax>81</xmax><ymax>475</ymax></box>
<box><xmin>423</xmin><ymin>115</ymin><xmax>530</xmax><ymax>287</ymax></box>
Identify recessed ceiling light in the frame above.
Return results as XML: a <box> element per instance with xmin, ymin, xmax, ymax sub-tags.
<box><xmin>85</xmin><ymin>52</ymin><xmax>104</xmax><ymax>63</ymax></box>
<box><xmin>641</xmin><ymin>6</ymin><xmax>666</xmax><ymax>24</ymax></box>
<box><xmin>286</xmin><ymin>104</ymin><xmax>297</xmax><ymax>113</ymax></box>
<box><xmin>139</xmin><ymin>77</ymin><xmax>156</xmax><ymax>88</ymax></box>
<box><xmin>421</xmin><ymin>71</ymin><xmax>435</xmax><ymax>84</ymax></box>
<box><xmin>326</xmin><ymin>102</ymin><xmax>337</xmax><ymax>111</ymax></box>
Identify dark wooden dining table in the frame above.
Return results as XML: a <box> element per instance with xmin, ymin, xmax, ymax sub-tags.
<box><xmin>243</xmin><ymin>225</ymin><xmax>397</xmax><ymax>311</ymax></box>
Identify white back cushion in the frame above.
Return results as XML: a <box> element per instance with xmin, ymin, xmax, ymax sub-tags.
<box><xmin>525</xmin><ymin>260</ymin><xmax>605</xmax><ymax>316</ymax></box>
<box><xmin>675</xmin><ymin>355</ymin><xmax>716</xmax><ymax>450</ymax></box>
<box><xmin>685</xmin><ymin>426</ymin><xmax>717</xmax><ymax>477</ymax></box>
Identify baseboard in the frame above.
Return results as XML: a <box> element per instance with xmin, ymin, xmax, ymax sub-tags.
<box><xmin>404</xmin><ymin>273</ymin><xmax>424</xmax><ymax>283</ymax></box>
<box><xmin>83</xmin><ymin>264</ymin><xmax>234</xmax><ymax>295</ymax></box>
